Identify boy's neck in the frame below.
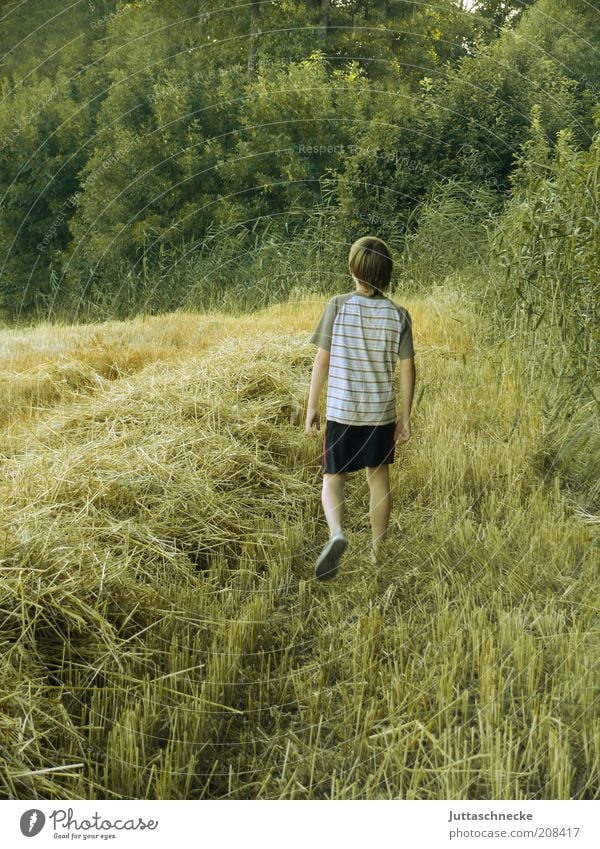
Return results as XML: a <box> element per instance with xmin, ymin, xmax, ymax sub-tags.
<box><xmin>355</xmin><ymin>283</ymin><xmax>384</xmax><ymax>298</ymax></box>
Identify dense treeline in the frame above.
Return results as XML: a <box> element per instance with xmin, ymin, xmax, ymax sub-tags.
<box><xmin>0</xmin><ymin>1</ymin><xmax>598</xmax><ymax>399</ymax></box>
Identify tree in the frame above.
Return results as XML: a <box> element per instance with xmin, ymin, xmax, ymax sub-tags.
<box><xmin>0</xmin><ymin>71</ymin><xmax>92</xmax><ymax>318</ymax></box>
<box><xmin>471</xmin><ymin>0</ymin><xmax>534</xmax><ymax>30</ymax></box>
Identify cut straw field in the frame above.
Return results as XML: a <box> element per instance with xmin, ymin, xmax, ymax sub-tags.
<box><xmin>0</xmin><ymin>286</ymin><xmax>598</xmax><ymax>799</ymax></box>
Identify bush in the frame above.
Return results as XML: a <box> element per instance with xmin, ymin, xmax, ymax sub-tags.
<box><xmin>398</xmin><ymin>178</ymin><xmax>500</xmax><ymax>289</ymax></box>
<box><xmin>491</xmin><ymin>108</ymin><xmax>600</xmax><ymax>397</ymax></box>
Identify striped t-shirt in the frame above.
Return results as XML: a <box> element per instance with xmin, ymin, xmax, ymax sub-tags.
<box><xmin>309</xmin><ymin>291</ymin><xmax>414</xmax><ymax>426</ymax></box>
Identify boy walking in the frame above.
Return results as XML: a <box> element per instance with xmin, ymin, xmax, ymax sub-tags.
<box><xmin>305</xmin><ymin>236</ymin><xmax>416</xmax><ymax>580</ymax></box>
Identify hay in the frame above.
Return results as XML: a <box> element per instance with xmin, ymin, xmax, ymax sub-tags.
<box><xmin>0</xmin><ymin>293</ymin><xmax>598</xmax><ymax>799</ymax></box>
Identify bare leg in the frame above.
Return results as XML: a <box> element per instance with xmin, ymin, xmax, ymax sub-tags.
<box><xmin>366</xmin><ymin>465</ymin><xmax>392</xmax><ymax>556</ymax></box>
<box><xmin>321</xmin><ymin>472</ymin><xmax>347</xmax><ymax>538</ymax></box>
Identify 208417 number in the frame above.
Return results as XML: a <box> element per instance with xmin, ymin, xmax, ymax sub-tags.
<box><xmin>536</xmin><ymin>827</ymin><xmax>580</xmax><ymax>838</ymax></box>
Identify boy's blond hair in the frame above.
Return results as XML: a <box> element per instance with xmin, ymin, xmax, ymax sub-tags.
<box><xmin>348</xmin><ymin>236</ymin><xmax>393</xmax><ymax>295</ymax></box>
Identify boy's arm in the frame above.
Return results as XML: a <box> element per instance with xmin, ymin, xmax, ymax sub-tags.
<box><xmin>395</xmin><ymin>357</ymin><xmax>416</xmax><ymax>444</ymax></box>
<box><xmin>306</xmin><ymin>347</ymin><xmax>330</xmax><ymax>434</ymax></box>
<box><xmin>306</xmin><ymin>296</ymin><xmax>337</xmax><ymax>435</ymax></box>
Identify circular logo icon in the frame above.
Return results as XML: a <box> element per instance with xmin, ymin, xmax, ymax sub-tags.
<box><xmin>20</xmin><ymin>810</ymin><xmax>45</xmax><ymax>837</ymax></box>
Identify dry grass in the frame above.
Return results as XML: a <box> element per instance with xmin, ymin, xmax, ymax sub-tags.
<box><xmin>0</xmin><ymin>286</ymin><xmax>598</xmax><ymax>799</ymax></box>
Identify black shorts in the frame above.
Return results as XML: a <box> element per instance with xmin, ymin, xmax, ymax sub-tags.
<box><xmin>322</xmin><ymin>419</ymin><xmax>396</xmax><ymax>474</ymax></box>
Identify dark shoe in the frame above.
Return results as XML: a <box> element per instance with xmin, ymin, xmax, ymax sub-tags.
<box><xmin>315</xmin><ymin>532</ymin><xmax>347</xmax><ymax>581</ymax></box>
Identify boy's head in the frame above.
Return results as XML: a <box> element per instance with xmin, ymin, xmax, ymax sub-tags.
<box><xmin>348</xmin><ymin>236</ymin><xmax>393</xmax><ymax>296</ymax></box>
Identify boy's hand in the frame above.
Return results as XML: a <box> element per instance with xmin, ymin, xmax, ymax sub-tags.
<box><xmin>394</xmin><ymin>419</ymin><xmax>411</xmax><ymax>444</ymax></box>
<box><xmin>305</xmin><ymin>406</ymin><xmax>321</xmax><ymax>436</ymax></box>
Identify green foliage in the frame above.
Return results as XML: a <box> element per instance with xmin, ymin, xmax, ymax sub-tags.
<box><xmin>491</xmin><ymin>108</ymin><xmax>600</xmax><ymax>397</ymax></box>
<box><xmin>56</xmin><ymin>10</ymin><xmax>247</xmax><ymax>304</ymax></box>
<box><xmin>217</xmin><ymin>54</ymin><xmax>374</xmax><ymax>222</ymax></box>
<box><xmin>333</xmin><ymin>89</ymin><xmax>437</xmax><ymax>238</ymax></box>
<box><xmin>517</xmin><ymin>0</ymin><xmax>600</xmax><ymax>91</ymax></box>
<box><xmin>0</xmin><ymin>0</ymin><xmax>597</xmax><ymax>330</ymax></box>
<box><xmin>0</xmin><ymin>0</ymin><xmax>105</xmax><ymax>80</ymax></box>
<box><xmin>399</xmin><ymin>178</ymin><xmax>500</xmax><ymax>287</ymax></box>
<box><xmin>58</xmin><ymin>192</ymin><xmax>347</xmax><ymax>322</ymax></box>
<box><xmin>57</xmin><ymin>51</ymin><xmax>385</xmax><ymax>313</ymax></box>
<box><xmin>334</xmin><ymin>0</ymin><xmax>599</xmax><ymax>237</ymax></box>
<box><xmin>471</xmin><ymin>0</ymin><xmax>534</xmax><ymax>30</ymax></box>
<box><xmin>320</xmin><ymin>0</ymin><xmax>484</xmax><ymax>83</ymax></box>
<box><xmin>0</xmin><ymin>71</ymin><xmax>92</xmax><ymax>318</ymax></box>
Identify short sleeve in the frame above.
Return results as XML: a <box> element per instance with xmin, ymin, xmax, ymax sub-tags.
<box><xmin>309</xmin><ymin>296</ymin><xmax>338</xmax><ymax>353</ymax></box>
<box><xmin>398</xmin><ymin>308</ymin><xmax>415</xmax><ymax>359</ymax></box>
